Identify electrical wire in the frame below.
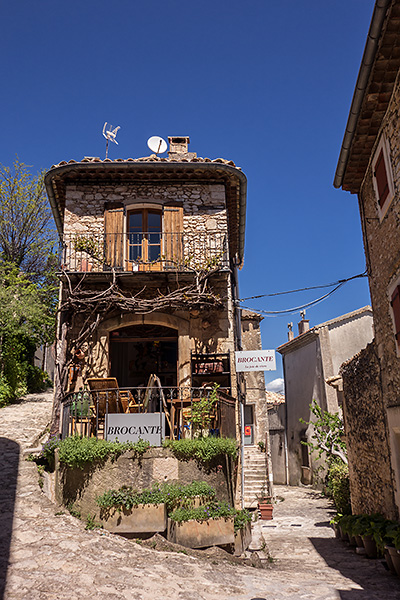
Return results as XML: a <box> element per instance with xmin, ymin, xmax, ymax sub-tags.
<box><xmin>238</xmin><ymin>271</ymin><xmax>367</xmax><ymax>302</ymax></box>
<box><xmin>241</xmin><ymin>283</ymin><xmax>346</xmax><ymax>315</ymax></box>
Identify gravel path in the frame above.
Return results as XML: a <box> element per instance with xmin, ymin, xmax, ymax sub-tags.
<box><xmin>0</xmin><ymin>392</ymin><xmax>399</xmax><ymax>599</ymax></box>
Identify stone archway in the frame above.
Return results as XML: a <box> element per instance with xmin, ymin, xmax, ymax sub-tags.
<box><xmin>93</xmin><ymin>312</ymin><xmax>191</xmax><ymax>387</ymax></box>
<box><xmin>109</xmin><ymin>324</ymin><xmax>178</xmax><ymax>388</ymax></box>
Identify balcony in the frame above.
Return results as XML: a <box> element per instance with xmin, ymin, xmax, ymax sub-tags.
<box><xmin>61</xmin><ymin>231</ymin><xmax>229</xmax><ymax>273</ymax></box>
<box><xmin>61</xmin><ymin>386</ymin><xmax>236</xmax><ymax>442</ymax></box>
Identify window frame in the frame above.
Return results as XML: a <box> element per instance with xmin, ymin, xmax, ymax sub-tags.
<box><xmin>126</xmin><ymin>206</ymin><xmax>162</xmax><ymax>267</ymax></box>
<box><xmin>388</xmin><ymin>276</ymin><xmax>400</xmax><ymax>357</ymax></box>
<box><xmin>372</xmin><ymin>135</ymin><xmax>395</xmax><ymax>220</ymax></box>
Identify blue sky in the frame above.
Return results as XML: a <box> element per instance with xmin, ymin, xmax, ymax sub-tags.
<box><xmin>0</xmin><ymin>0</ymin><xmax>375</xmax><ymax>385</ymax></box>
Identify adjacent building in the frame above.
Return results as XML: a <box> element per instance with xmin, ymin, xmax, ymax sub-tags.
<box><xmin>334</xmin><ymin>0</ymin><xmax>400</xmax><ymax>518</ymax></box>
<box><xmin>277</xmin><ymin>308</ymin><xmax>374</xmax><ymax>486</ymax></box>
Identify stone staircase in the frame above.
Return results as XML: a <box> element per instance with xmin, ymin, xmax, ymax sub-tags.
<box><xmin>243</xmin><ymin>445</ymin><xmax>269</xmax><ymax>509</ymax></box>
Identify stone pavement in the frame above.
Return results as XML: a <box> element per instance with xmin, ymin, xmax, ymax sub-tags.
<box><xmin>0</xmin><ymin>392</ymin><xmax>399</xmax><ymax>600</ymax></box>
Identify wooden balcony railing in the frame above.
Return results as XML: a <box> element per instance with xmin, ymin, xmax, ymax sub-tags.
<box><xmin>61</xmin><ymin>231</ymin><xmax>229</xmax><ymax>273</ymax></box>
<box><xmin>61</xmin><ymin>386</ymin><xmax>236</xmax><ymax>442</ymax></box>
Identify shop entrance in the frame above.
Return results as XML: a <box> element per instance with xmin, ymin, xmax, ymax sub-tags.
<box><xmin>109</xmin><ymin>325</ymin><xmax>178</xmax><ymax>388</ymax></box>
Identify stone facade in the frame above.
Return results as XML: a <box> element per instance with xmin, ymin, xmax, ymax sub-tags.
<box><xmin>64</xmin><ymin>183</ymin><xmax>227</xmax><ymax>237</ymax></box>
<box><xmin>340</xmin><ymin>342</ymin><xmax>397</xmax><ymax>519</ymax></box>
<box><xmin>351</xmin><ymin>76</ymin><xmax>400</xmax><ymax>514</ymax></box>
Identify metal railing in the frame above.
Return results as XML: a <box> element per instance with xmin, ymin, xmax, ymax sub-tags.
<box><xmin>61</xmin><ymin>231</ymin><xmax>229</xmax><ymax>273</ymax></box>
<box><xmin>61</xmin><ymin>386</ymin><xmax>236</xmax><ymax>443</ymax></box>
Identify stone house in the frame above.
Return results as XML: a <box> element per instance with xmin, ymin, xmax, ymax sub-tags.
<box><xmin>276</xmin><ymin>308</ymin><xmax>374</xmax><ymax>486</ymax></box>
<box><xmin>45</xmin><ymin>136</ymin><xmax>269</xmax><ymax>505</ymax></box>
<box><xmin>334</xmin><ymin>0</ymin><xmax>400</xmax><ymax>519</ymax></box>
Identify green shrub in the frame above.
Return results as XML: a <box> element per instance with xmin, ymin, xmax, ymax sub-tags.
<box><xmin>327</xmin><ymin>461</ymin><xmax>351</xmax><ymax>515</ymax></box>
<box><xmin>163</xmin><ymin>437</ymin><xmax>237</xmax><ymax>464</ymax></box>
<box><xmin>40</xmin><ymin>434</ymin><xmax>61</xmax><ymax>465</ymax></box>
<box><xmin>170</xmin><ymin>499</ymin><xmax>251</xmax><ymax>532</ymax></box>
<box><xmin>97</xmin><ymin>480</ymin><xmax>216</xmax><ymax>513</ymax></box>
<box><xmin>26</xmin><ymin>365</ymin><xmax>52</xmax><ymax>392</ymax></box>
<box><xmin>57</xmin><ymin>436</ymin><xmax>150</xmax><ymax>469</ymax></box>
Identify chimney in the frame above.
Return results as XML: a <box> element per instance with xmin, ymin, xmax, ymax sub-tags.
<box><xmin>298</xmin><ymin>311</ymin><xmax>310</xmax><ymax>335</ymax></box>
<box><xmin>168</xmin><ymin>136</ymin><xmax>196</xmax><ymax>159</ymax></box>
<box><xmin>288</xmin><ymin>322</ymin><xmax>294</xmax><ymax>341</ymax></box>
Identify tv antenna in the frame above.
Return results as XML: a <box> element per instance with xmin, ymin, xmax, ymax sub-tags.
<box><xmin>147</xmin><ymin>135</ymin><xmax>167</xmax><ymax>155</ymax></box>
<box><xmin>102</xmin><ymin>122</ymin><xmax>120</xmax><ymax>158</ymax></box>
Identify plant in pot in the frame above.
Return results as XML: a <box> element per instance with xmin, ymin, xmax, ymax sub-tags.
<box><xmin>257</xmin><ymin>482</ymin><xmax>273</xmax><ymax>520</ymax></box>
<box><xmin>361</xmin><ymin>514</ymin><xmax>388</xmax><ymax>559</ymax></box>
<box><xmin>384</xmin><ymin>522</ymin><xmax>400</xmax><ymax>576</ymax></box>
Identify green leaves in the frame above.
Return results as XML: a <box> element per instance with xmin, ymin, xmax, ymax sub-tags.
<box><xmin>57</xmin><ymin>436</ymin><xmax>150</xmax><ymax>469</ymax></box>
<box><xmin>0</xmin><ymin>158</ymin><xmax>57</xmax><ymax>278</ymax></box>
<box><xmin>162</xmin><ymin>437</ymin><xmax>238</xmax><ymax>464</ymax></box>
<box><xmin>300</xmin><ymin>399</ymin><xmax>347</xmax><ymax>465</ymax></box>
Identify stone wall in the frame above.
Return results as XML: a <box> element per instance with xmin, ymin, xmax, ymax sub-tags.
<box><xmin>358</xmin><ymin>73</ymin><xmax>400</xmax><ymax>511</ymax></box>
<box><xmin>55</xmin><ymin>447</ymin><xmax>235</xmax><ymax>522</ymax></box>
<box><xmin>340</xmin><ymin>341</ymin><xmax>397</xmax><ymax>520</ymax></box>
<box><xmin>64</xmin><ymin>183</ymin><xmax>227</xmax><ymax>236</ymax></box>
<box><xmin>240</xmin><ymin>311</ymin><xmax>269</xmax><ymax>445</ymax></box>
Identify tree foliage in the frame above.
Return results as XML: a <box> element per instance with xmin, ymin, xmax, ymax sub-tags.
<box><xmin>0</xmin><ymin>159</ymin><xmax>59</xmax><ymax>406</ymax></box>
<box><xmin>300</xmin><ymin>399</ymin><xmax>347</xmax><ymax>465</ymax></box>
<box><xmin>0</xmin><ymin>262</ymin><xmax>54</xmax><ymax>406</ymax></box>
<box><xmin>0</xmin><ymin>158</ymin><xmax>58</xmax><ymax>282</ymax></box>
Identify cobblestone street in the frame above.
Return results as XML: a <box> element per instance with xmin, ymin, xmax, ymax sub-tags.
<box><xmin>0</xmin><ymin>393</ymin><xmax>399</xmax><ymax>600</ymax></box>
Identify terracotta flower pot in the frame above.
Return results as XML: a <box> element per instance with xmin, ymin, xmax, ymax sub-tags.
<box><xmin>385</xmin><ymin>546</ymin><xmax>400</xmax><ymax>577</ymax></box>
<box><xmin>362</xmin><ymin>534</ymin><xmax>378</xmax><ymax>558</ymax></box>
<box><xmin>258</xmin><ymin>501</ymin><xmax>273</xmax><ymax>520</ymax></box>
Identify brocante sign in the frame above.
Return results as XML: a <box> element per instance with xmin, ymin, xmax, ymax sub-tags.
<box><xmin>106</xmin><ymin>413</ymin><xmax>166</xmax><ymax>445</ymax></box>
<box><xmin>235</xmin><ymin>350</ymin><xmax>276</xmax><ymax>372</ymax></box>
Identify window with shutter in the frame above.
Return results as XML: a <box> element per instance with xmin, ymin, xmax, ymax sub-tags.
<box><xmin>372</xmin><ymin>136</ymin><xmax>394</xmax><ymax>218</ymax></box>
<box><xmin>104</xmin><ymin>203</ymin><xmax>124</xmax><ymax>269</ymax></box>
<box><xmin>163</xmin><ymin>205</ymin><xmax>183</xmax><ymax>268</ymax></box>
<box><xmin>391</xmin><ymin>285</ymin><xmax>400</xmax><ymax>347</ymax></box>
<box><xmin>374</xmin><ymin>149</ymin><xmax>389</xmax><ymax>208</ymax></box>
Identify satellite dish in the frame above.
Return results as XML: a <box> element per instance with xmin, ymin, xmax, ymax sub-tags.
<box><xmin>102</xmin><ymin>122</ymin><xmax>121</xmax><ymax>158</ymax></box>
<box><xmin>147</xmin><ymin>136</ymin><xmax>167</xmax><ymax>155</ymax></box>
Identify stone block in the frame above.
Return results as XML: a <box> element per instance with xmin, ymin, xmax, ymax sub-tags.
<box><xmin>167</xmin><ymin>517</ymin><xmax>234</xmax><ymax>548</ymax></box>
<box><xmin>101</xmin><ymin>503</ymin><xmax>167</xmax><ymax>535</ymax></box>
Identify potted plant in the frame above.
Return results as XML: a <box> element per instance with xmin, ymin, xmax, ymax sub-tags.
<box><xmin>385</xmin><ymin>522</ymin><xmax>400</xmax><ymax>576</ymax></box>
<box><xmin>257</xmin><ymin>483</ymin><xmax>273</xmax><ymax>520</ymax></box>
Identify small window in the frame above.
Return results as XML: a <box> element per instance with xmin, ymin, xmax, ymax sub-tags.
<box><xmin>391</xmin><ymin>285</ymin><xmax>400</xmax><ymax>350</ymax></box>
<box><xmin>372</xmin><ymin>136</ymin><xmax>394</xmax><ymax>218</ymax></box>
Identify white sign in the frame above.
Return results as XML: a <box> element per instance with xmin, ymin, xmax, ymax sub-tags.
<box><xmin>106</xmin><ymin>413</ymin><xmax>165</xmax><ymax>445</ymax></box>
<box><xmin>235</xmin><ymin>350</ymin><xmax>276</xmax><ymax>372</ymax></box>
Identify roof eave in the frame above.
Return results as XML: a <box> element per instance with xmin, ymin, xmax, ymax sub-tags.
<box><xmin>333</xmin><ymin>0</ymin><xmax>392</xmax><ymax>192</ymax></box>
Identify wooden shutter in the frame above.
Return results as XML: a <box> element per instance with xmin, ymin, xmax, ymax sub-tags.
<box><xmin>391</xmin><ymin>286</ymin><xmax>400</xmax><ymax>346</ymax></box>
<box><xmin>104</xmin><ymin>202</ymin><xmax>124</xmax><ymax>269</ymax></box>
<box><xmin>374</xmin><ymin>149</ymin><xmax>389</xmax><ymax>208</ymax></box>
<box><xmin>163</xmin><ymin>204</ymin><xmax>183</xmax><ymax>268</ymax></box>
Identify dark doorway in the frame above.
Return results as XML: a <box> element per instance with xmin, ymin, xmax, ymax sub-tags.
<box><xmin>109</xmin><ymin>324</ymin><xmax>178</xmax><ymax>388</ymax></box>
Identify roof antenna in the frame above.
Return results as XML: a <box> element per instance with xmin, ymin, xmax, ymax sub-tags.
<box><xmin>147</xmin><ymin>136</ymin><xmax>167</xmax><ymax>156</ymax></box>
<box><xmin>102</xmin><ymin>123</ymin><xmax>121</xmax><ymax>158</ymax></box>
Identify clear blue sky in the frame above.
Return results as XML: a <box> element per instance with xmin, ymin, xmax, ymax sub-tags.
<box><xmin>0</xmin><ymin>0</ymin><xmax>375</xmax><ymax>385</ymax></box>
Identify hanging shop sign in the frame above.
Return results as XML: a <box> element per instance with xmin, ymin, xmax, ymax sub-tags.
<box><xmin>106</xmin><ymin>413</ymin><xmax>165</xmax><ymax>445</ymax></box>
<box><xmin>235</xmin><ymin>349</ymin><xmax>276</xmax><ymax>372</ymax></box>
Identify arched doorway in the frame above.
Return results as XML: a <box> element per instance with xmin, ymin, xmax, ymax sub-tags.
<box><xmin>109</xmin><ymin>324</ymin><xmax>178</xmax><ymax>388</ymax></box>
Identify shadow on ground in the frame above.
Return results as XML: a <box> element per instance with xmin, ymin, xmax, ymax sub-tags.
<box><xmin>310</xmin><ymin>536</ymin><xmax>400</xmax><ymax>599</ymax></box>
<box><xmin>0</xmin><ymin>438</ymin><xmax>19</xmax><ymax>600</ymax></box>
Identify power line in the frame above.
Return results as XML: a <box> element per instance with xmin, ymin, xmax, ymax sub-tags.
<box><xmin>238</xmin><ymin>271</ymin><xmax>367</xmax><ymax>302</ymax></box>
<box><xmin>241</xmin><ymin>284</ymin><xmax>345</xmax><ymax>316</ymax></box>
